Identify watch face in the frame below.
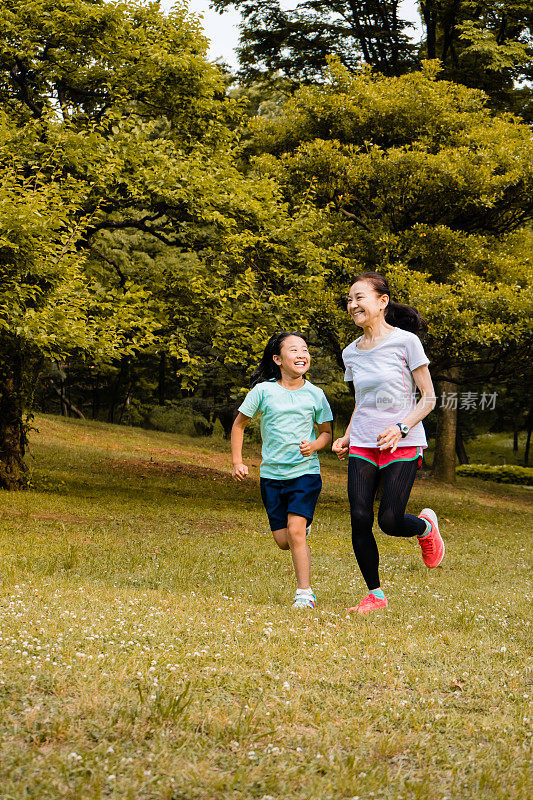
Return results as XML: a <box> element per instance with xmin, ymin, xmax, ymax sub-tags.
<box><xmin>399</xmin><ymin>424</ymin><xmax>409</xmax><ymax>436</ymax></box>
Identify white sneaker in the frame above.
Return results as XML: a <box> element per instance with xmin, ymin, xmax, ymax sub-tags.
<box><xmin>292</xmin><ymin>591</ymin><xmax>317</xmax><ymax>609</ymax></box>
<box><xmin>306</xmin><ymin>523</ymin><xmax>312</xmax><ymax>537</ymax></box>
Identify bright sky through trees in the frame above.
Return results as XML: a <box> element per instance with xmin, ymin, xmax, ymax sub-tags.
<box><xmin>162</xmin><ymin>1</ymin><xmax>422</xmax><ymax>68</ymax></box>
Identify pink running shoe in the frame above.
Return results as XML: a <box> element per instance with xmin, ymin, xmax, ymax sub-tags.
<box><xmin>418</xmin><ymin>508</ymin><xmax>445</xmax><ymax>567</ymax></box>
<box><xmin>349</xmin><ymin>592</ymin><xmax>388</xmax><ymax>614</ymax></box>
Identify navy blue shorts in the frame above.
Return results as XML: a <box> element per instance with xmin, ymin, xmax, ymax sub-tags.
<box><xmin>260</xmin><ymin>474</ymin><xmax>323</xmax><ymax>531</ymax></box>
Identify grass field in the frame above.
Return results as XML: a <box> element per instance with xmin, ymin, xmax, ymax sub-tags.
<box><xmin>0</xmin><ymin>415</ymin><xmax>531</xmax><ymax>800</ymax></box>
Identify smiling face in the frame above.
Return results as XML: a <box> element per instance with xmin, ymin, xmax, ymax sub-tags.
<box><xmin>272</xmin><ymin>335</ymin><xmax>310</xmax><ymax>378</ymax></box>
<box><xmin>346</xmin><ymin>280</ymin><xmax>389</xmax><ymax>328</ymax></box>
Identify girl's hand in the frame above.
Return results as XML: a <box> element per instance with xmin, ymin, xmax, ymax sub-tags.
<box><xmin>377</xmin><ymin>425</ymin><xmax>402</xmax><ymax>453</ymax></box>
<box><xmin>332</xmin><ymin>436</ymin><xmax>350</xmax><ymax>460</ymax></box>
<box><xmin>232</xmin><ymin>463</ymin><xmax>249</xmax><ymax>481</ymax></box>
<box><xmin>299</xmin><ymin>440</ymin><xmax>316</xmax><ymax>457</ymax></box>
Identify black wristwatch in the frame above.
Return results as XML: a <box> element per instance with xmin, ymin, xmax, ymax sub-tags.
<box><xmin>396</xmin><ymin>422</ymin><xmax>410</xmax><ymax>438</ymax></box>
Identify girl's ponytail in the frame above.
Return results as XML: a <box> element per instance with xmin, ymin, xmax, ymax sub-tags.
<box><xmin>251</xmin><ymin>331</ymin><xmax>308</xmax><ymax>387</ymax></box>
<box><xmin>352</xmin><ymin>271</ymin><xmax>427</xmax><ymax>335</ymax></box>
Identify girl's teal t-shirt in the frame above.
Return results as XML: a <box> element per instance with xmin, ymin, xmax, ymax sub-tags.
<box><xmin>238</xmin><ymin>379</ymin><xmax>333</xmax><ymax>479</ymax></box>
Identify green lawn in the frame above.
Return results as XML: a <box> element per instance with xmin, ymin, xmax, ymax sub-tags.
<box><xmin>0</xmin><ymin>415</ymin><xmax>531</xmax><ymax>800</ymax></box>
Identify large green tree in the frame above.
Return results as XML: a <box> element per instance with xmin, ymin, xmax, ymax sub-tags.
<box><xmin>243</xmin><ymin>61</ymin><xmax>533</xmax><ymax>481</ymax></box>
<box><xmin>0</xmin><ymin>115</ymin><xmax>156</xmax><ymax>488</ymax></box>
<box><xmin>213</xmin><ymin>0</ymin><xmax>418</xmax><ymax>79</ymax></box>
<box><xmin>0</xmin><ymin>0</ymin><xmax>339</xmax><ymax>483</ymax></box>
<box><xmin>0</xmin><ymin>0</ymin><xmax>225</xmax><ymax>487</ymax></box>
<box><xmin>214</xmin><ymin>1</ymin><xmax>532</xmax><ymax>116</ymax></box>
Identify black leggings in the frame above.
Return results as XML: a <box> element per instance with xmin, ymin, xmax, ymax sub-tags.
<box><xmin>347</xmin><ymin>456</ymin><xmax>426</xmax><ymax>591</ymax></box>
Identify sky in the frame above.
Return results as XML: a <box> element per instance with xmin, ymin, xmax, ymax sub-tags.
<box><xmin>160</xmin><ymin>2</ymin><xmax>424</xmax><ymax>69</ymax></box>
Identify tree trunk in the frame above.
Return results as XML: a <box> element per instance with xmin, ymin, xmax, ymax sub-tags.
<box><xmin>524</xmin><ymin>408</ymin><xmax>533</xmax><ymax>466</ymax></box>
<box><xmin>108</xmin><ymin>357</ymin><xmax>128</xmax><ymax>423</ymax></box>
<box><xmin>455</xmin><ymin>424</ymin><xmax>469</xmax><ymax>465</ymax></box>
<box><xmin>59</xmin><ymin>373</ymin><xmax>68</xmax><ymax>416</ymax></box>
<box><xmin>48</xmin><ymin>380</ymin><xmax>85</xmax><ymax>419</ymax></box>
<box><xmin>157</xmin><ymin>352</ymin><xmax>166</xmax><ymax>406</ymax></box>
<box><xmin>92</xmin><ymin>371</ymin><xmax>100</xmax><ymax>420</ymax></box>
<box><xmin>0</xmin><ymin>346</ymin><xmax>28</xmax><ymax>490</ymax></box>
<box><xmin>214</xmin><ymin>398</ymin><xmax>236</xmax><ymax>439</ymax></box>
<box><xmin>420</xmin><ymin>2</ymin><xmax>437</xmax><ymax>60</ymax></box>
<box><xmin>432</xmin><ymin>368</ymin><xmax>459</xmax><ymax>483</ymax></box>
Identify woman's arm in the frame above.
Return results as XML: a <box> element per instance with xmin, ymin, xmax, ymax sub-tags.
<box><xmin>231</xmin><ymin>412</ymin><xmax>251</xmax><ymax>480</ymax></box>
<box><xmin>377</xmin><ymin>365</ymin><xmax>436</xmax><ymax>453</ymax></box>
<box><xmin>402</xmin><ymin>365</ymin><xmax>437</xmax><ymax>429</ymax></box>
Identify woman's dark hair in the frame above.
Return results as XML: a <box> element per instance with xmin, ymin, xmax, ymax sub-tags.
<box><xmin>350</xmin><ymin>271</ymin><xmax>427</xmax><ymax>334</ymax></box>
<box><xmin>250</xmin><ymin>332</ymin><xmax>308</xmax><ymax>387</ymax></box>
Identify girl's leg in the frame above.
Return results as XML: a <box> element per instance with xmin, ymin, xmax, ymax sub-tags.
<box><xmin>377</xmin><ymin>459</ymin><xmax>426</xmax><ymax>537</ymax></box>
<box><xmin>272</xmin><ymin>528</ymin><xmax>290</xmax><ymax>550</ymax></box>
<box><xmin>348</xmin><ymin>457</ymin><xmax>381</xmax><ymax>591</ymax></box>
<box><xmin>286</xmin><ymin>512</ymin><xmax>311</xmax><ymax>589</ymax></box>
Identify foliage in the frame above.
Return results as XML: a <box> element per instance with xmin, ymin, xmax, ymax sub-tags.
<box><xmin>456</xmin><ymin>462</ymin><xmax>533</xmax><ymax>484</ymax></box>
<box><xmin>214</xmin><ymin>0</ymin><xmax>532</xmax><ymax>115</ymax></box>
<box><xmin>0</xmin><ymin>118</ymin><xmax>156</xmax><ymax>362</ymax></box>
<box><xmin>243</xmin><ymin>62</ymin><xmax>533</xmax><ymax>376</ymax></box>
<box><xmin>212</xmin><ymin>0</ymin><xmax>418</xmax><ymax>80</ymax></box>
<box><xmin>0</xmin><ymin>0</ymin><xmax>347</xmax><ymax>484</ymax></box>
<box><xmin>422</xmin><ymin>0</ymin><xmax>533</xmax><ymax>118</ymax></box>
<box><xmin>0</xmin><ymin>0</ymin><xmax>231</xmax><ymax>486</ymax></box>
<box><xmin>0</xmin><ymin>0</ymin><xmax>219</xmax><ymax>133</ymax></box>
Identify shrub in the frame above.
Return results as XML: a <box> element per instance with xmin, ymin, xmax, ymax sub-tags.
<box><xmin>456</xmin><ymin>464</ymin><xmax>533</xmax><ymax>485</ymax></box>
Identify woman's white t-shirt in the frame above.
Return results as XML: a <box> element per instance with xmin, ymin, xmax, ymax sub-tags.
<box><xmin>342</xmin><ymin>327</ymin><xmax>430</xmax><ymax>448</ymax></box>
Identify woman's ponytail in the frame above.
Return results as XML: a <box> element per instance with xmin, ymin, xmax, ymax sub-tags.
<box><xmin>250</xmin><ymin>331</ymin><xmax>308</xmax><ymax>387</ymax></box>
<box><xmin>351</xmin><ymin>271</ymin><xmax>427</xmax><ymax>335</ymax></box>
<box><xmin>385</xmin><ymin>300</ymin><xmax>427</xmax><ymax>334</ymax></box>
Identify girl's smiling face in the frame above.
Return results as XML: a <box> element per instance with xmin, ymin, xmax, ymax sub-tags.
<box><xmin>346</xmin><ymin>280</ymin><xmax>388</xmax><ymax>327</ymax></box>
<box><xmin>273</xmin><ymin>335</ymin><xmax>310</xmax><ymax>377</ymax></box>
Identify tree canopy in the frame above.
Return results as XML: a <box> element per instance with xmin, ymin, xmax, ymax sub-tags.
<box><xmin>242</xmin><ymin>61</ymin><xmax>533</xmax><ymax>478</ymax></box>
<box><xmin>213</xmin><ymin>0</ymin><xmax>533</xmax><ymax>116</ymax></box>
<box><xmin>0</xmin><ymin>0</ymin><xmax>339</xmax><ymax>486</ymax></box>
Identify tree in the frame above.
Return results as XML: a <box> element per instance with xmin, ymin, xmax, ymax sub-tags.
<box><xmin>213</xmin><ymin>1</ymin><xmax>532</xmax><ymax>115</ymax></box>
<box><xmin>242</xmin><ymin>61</ymin><xmax>533</xmax><ymax>481</ymax></box>
<box><xmin>0</xmin><ymin>0</ymin><xmax>342</xmax><ymax>482</ymax></box>
<box><xmin>213</xmin><ymin>0</ymin><xmax>419</xmax><ymax>80</ymax></box>
<box><xmin>0</xmin><ymin>117</ymin><xmax>156</xmax><ymax>488</ymax></box>
<box><xmin>0</xmin><ymin>0</ymin><xmax>225</xmax><ymax>487</ymax></box>
<box><xmin>420</xmin><ymin>1</ymin><xmax>533</xmax><ymax>118</ymax></box>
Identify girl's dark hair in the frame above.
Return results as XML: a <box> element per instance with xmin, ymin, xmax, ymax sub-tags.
<box><xmin>251</xmin><ymin>331</ymin><xmax>308</xmax><ymax>387</ymax></box>
<box><xmin>351</xmin><ymin>271</ymin><xmax>427</xmax><ymax>334</ymax></box>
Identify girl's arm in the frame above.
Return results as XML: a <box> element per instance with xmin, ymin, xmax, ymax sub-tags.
<box><xmin>332</xmin><ymin>405</ymin><xmax>356</xmax><ymax>460</ymax></box>
<box><xmin>231</xmin><ymin>412</ymin><xmax>251</xmax><ymax>481</ymax></box>
<box><xmin>300</xmin><ymin>422</ymin><xmax>332</xmax><ymax>457</ymax></box>
<box><xmin>377</xmin><ymin>365</ymin><xmax>436</xmax><ymax>452</ymax></box>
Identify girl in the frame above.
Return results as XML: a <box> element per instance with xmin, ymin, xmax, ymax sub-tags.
<box><xmin>332</xmin><ymin>272</ymin><xmax>444</xmax><ymax>614</ymax></box>
<box><xmin>231</xmin><ymin>332</ymin><xmax>333</xmax><ymax>609</ymax></box>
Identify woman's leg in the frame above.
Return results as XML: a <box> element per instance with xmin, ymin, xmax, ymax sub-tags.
<box><xmin>377</xmin><ymin>459</ymin><xmax>427</xmax><ymax>537</ymax></box>
<box><xmin>348</xmin><ymin>457</ymin><xmax>381</xmax><ymax>591</ymax></box>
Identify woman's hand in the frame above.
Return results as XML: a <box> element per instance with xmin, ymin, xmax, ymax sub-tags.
<box><xmin>332</xmin><ymin>435</ymin><xmax>350</xmax><ymax>460</ymax></box>
<box><xmin>232</xmin><ymin>463</ymin><xmax>249</xmax><ymax>481</ymax></box>
<box><xmin>377</xmin><ymin>425</ymin><xmax>402</xmax><ymax>453</ymax></box>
